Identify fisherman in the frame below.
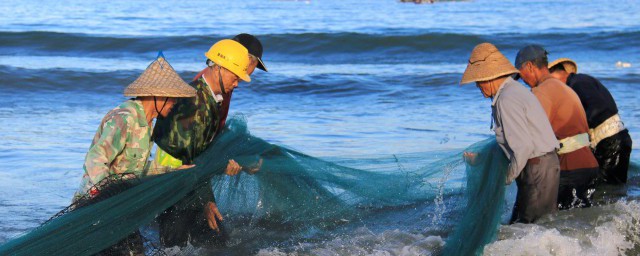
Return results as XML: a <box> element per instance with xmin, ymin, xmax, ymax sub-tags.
<box><xmin>74</xmin><ymin>55</ymin><xmax>196</xmax><ymax>254</ymax></box>
<box><xmin>217</xmin><ymin>33</ymin><xmax>268</xmax><ymax>129</ymax></box>
<box><xmin>548</xmin><ymin>58</ymin><xmax>632</xmax><ymax>184</ymax></box>
<box><xmin>461</xmin><ymin>43</ymin><xmax>560</xmax><ymax>223</ymax></box>
<box><xmin>186</xmin><ymin>33</ymin><xmax>268</xmax><ymax>135</ymax></box>
<box><xmin>515</xmin><ymin>45</ymin><xmax>600</xmax><ymax>209</ymax></box>
<box><xmin>153</xmin><ymin>35</ymin><xmax>267</xmax><ymax>248</ymax></box>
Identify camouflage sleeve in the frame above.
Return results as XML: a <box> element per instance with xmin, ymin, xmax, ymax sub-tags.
<box><xmin>82</xmin><ymin>114</ymin><xmax>129</xmax><ymax>186</ymax></box>
<box><xmin>153</xmin><ymin>97</ymin><xmax>197</xmax><ymax>164</ymax></box>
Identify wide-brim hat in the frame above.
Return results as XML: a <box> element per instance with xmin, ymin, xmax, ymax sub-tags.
<box><xmin>548</xmin><ymin>57</ymin><xmax>578</xmax><ymax>74</ymax></box>
<box><xmin>124</xmin><ymin>54</ymin><xmax>196</xmax><ymax>98</ymax></box>
<box><xmin>460</xmin><ymin>43</ymin><xmax>519</xmax><ymax>84</ymax></box>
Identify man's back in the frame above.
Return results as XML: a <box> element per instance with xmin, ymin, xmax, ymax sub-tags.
<box><xmin>566</xmin><ymin>73</ymin><xmax>618</xmax><ymax>128</ymax></box>
<box><xmin>153</xmin><ymin>78</ymin><xmax>221</xmax><ymax>164</ymax></box>
<box><xmin>494</xmin><ymin>78</ymin><xmax>557</xmax><ymax>156</ymax></box>
<box><xmin>532</xmin><ymin>77</ymin><xmax>589</xmax><ymax>139</ymax></box>
<box><xmin>532</xmin><ymin>76</ymin><xmax>598</xmax><ymax>171</ymax></box>
<box><xmin>492</xmin><ymin>77</ymin><xmax>558</xmax><ymax>183</ymax></box>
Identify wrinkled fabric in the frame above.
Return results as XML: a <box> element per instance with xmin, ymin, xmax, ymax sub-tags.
<box><xmin>566</xmin><ymin>73</ymin><xmax>618</xmax><ymax>129</ymax></box>
<box><xmin>77</xmin><ymin>99</ymin><xmax>152</xmax><ymax>197</ymax></box>
<box><xmin>191</xmin><ymin>68</ymin><xmax>235</xmax><ymax>129</ymax></box>
<box><xmin>557</xmin><ymin>167</ymin><xmax>598</xmax><ymax>209</ymax></box>
<box><xmin>531</xmin><ymin>75</ymin><xmax>599</xmax><ymax>171</ymax></box>
<box><xmin>557</xmin><ymin>133</ymin><xmax>590</xmax><ymax>154</ymax></box>
<box><xmin>153</xmin><ymin>77</ymin><xmax>222</xmax><ymax>164</ymax></box>
<box><xmin>590</xmin><ymin>114</ymin><xmax>625</xmax><ymax>148</ymax></box>
<box><xmin>152</xmin><ymin>71</ymin><xmax>233</xmax><ymax>248</ymax></box>
<box><xmin>491</xmin><ymin>77</ymin><xmax>558</xmax><ymax>184</ymax></box>
<box><xmin>510</xmin><ymin>151</ymin><xmax>560</xmax><ymax>223</ymax></box>
<box><xmin>564</xmin><ymin>73</ymin><xmax>630</xmax><ymax>184</ymax></box>
<box><xmin>594</xmin><ymin>129</ymin><xmax>633</xmax><ymax>184</ymax></box>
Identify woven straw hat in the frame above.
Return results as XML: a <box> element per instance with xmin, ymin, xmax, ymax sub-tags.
<box><xmin>460</xmin><ymin>43</ymin><xmax>519</xmax><ymax>84</ymax></box>
<box><xmin>548</xmin><ymin>58</ymin><xmax>578</xmax><ymax>74</ymax></box>
<box><xmin>124</xmin><ymin>55</ymin><xmax>196</xmax><ymax>97</ymax></box>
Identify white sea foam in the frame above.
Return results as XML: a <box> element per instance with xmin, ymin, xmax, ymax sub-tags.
<box><xmin>256</xmin><ymin>228</ymin><xmax>444</xmax><ymax>256</ymax></box>
<box><xmin>484</xmin><ymin>201</ymin><xmax>640</xmax><ymax>256</ymax></box>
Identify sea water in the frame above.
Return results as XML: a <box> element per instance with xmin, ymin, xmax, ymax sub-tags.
<box><xmin>0</xmin><ymin>0</ymin><xmax>639</xmax><ymax>255</ymax></box>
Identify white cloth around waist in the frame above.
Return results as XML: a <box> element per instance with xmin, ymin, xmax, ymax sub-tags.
<box><xmin>557</xmin><ymin>133</ymin><xmax>590</xmax><ymax>155</ymax></box>
<box><xmin>589</xmin><ymin>114</ymin><xmax>625</xmax><ymax>148</ymax></box>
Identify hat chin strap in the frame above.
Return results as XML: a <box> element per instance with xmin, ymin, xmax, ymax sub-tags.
<box><xmin>207</xmin><ymin>61</ymin><xmax>227</xmax><ymax>95</ymax></box>
<box><xmin>217</xmin><ymin>66</ymin><xmax>227</xmax><ymax>95</ymax></box>
<box><xmin>154</xmin><ymin>96</ymin><xmax>169</xmax><ymax>117</ymax></box>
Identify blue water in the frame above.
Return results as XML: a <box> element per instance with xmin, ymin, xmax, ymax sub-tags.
<box><xmin>1</xmin><ymin>0</ymin><xmax>639</xmax><ymax>255</ymax></box>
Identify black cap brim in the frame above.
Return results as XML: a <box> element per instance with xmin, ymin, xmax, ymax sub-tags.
<box><xmin>232</xmin><ymin>33</ymin><xmax>267</xmax><ymax>72</ymax></box>
<box><xmin>257</xmin><ymin>57</ymin><xmax>267</xmax><ymax>72</ymax></box>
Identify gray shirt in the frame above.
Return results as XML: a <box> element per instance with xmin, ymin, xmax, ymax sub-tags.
<box><xmin>492</xmin><ymin>77</ymin><xmax>558</xmax><ymax>184</ymax></box>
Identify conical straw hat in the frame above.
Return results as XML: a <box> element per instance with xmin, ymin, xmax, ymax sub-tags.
<box><xmin>124</xmin><ymin>55</ymin><xmax>196</xmax><ymax>97</ymax></box>
<box><xmin>460</xmin><ymin>43</ymin><xmax>519</xmax><ymax>84</ymax></box>
<box><xmin>548</xmin><ymin>58</ymin><xmax>578</xmax><ymax>74</ymax></box>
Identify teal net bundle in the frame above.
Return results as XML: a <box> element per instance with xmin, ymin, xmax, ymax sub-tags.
<box><xmin>442</xmin><ymin>139</ymin><xmax>509</xmax><ymax>256</ymax></box>
<box><xmin>0</xmin><ymin>117</ymin><xmax>510</xmax><ymax>255</ymax></box>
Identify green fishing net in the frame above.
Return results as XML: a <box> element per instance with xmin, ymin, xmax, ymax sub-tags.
<box><xmin>0</xmin><ymin>117</ymin><xmax>509</xmax><ymax>255</ymax></box>
<box><xmin>442</xmin><ymin>139</ymin><xmax>508</xmax><ymax>256</ymax></box>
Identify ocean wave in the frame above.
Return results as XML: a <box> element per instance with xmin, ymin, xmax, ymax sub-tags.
<box><xmin>0</xmin><ymin>55</ymin><xmax>464</xmax><ymax>74</ymax></box>
<box><xmin>256</xmin><ymin>228</ymin><xmax>445</xmax><ymax>256</ymax></box>
<box><xmin>0</xmin><ymin>62</ymin><xmax>469</xmax><ymax>95</ymax></box>
<box><xmin>484</xmin><ymin>200</ymin><xmax>640</xmax><ymax>256</ymax></box>
<box><xmin>1</xmin><ymin>30</ymin><xmax>638</xmax><ymax>63</ymax></box>
<box><xmin>2</xmin><ymin>61</ymin><xmax>638</xmax><ymax>98</ymax></box>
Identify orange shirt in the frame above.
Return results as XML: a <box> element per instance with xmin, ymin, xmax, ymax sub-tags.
<box><xmin>531</xmin><ymin>75</ymin><xmax>599</xmax><ymax>171</ymax></box>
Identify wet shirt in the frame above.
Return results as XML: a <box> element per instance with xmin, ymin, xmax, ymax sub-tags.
<box><xmin>79</xmin><ymin>99</ymin><xmax>152</xmax><ymax>194</ymax></box>
<box><xmin>566</xmin><ymin>73</ymin><xmax>619</xmax><ymax>128</ymax></box>
<box><xmin>492</xmin><ymin>77</ymin><xmax>558</xmax><ymax>184</ymax></box>
<box><xmin>531</xmin><ymin>75</ymin><xmax>599</xmax><ymax>171</ymax></box>
<box><xmin>153</xmin><ymin>76</ymin><xmax>222</xmax><ymax>164</ymax></box>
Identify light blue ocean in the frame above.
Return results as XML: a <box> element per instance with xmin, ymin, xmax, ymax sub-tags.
<box><xmin>0</xmin><ymin>0</ymin><xmax>639</xmax><ymax>254</ymax></box>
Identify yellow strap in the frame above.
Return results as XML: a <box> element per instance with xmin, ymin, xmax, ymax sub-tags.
<box><xmin>155</xmin><ymin>147</ymin><xmax>183</xmax><ymax>168</ymax></box>
<box><xmin>557</xmin><ymin>133</ymin><xmax>590</xmax><ymax>155</ymax></box>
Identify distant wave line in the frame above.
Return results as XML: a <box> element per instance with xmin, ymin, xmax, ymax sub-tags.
<box><xmin>0</xmin><ymin>30</ymin><xmax>638</xmax><ymax>57</ymax></box>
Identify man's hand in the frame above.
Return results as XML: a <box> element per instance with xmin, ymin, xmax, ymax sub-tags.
<box><xmin>225</xmin><ymin>158</ymin><xmax>263</xmax><ymax>176</ymax></box>
<box><xmin>176</xmin><ymin>164</ymin><xmax>195</xmax><ymax>170</ymax></box>
<box><xmin>204</xmin><ymin>201</ymin><xmax>224</xmax><ymax>233</ymax></box>
<box><xmin>244</xmin><ymin>158</ymin><xmax>263</xmax><ymax>175</ymax></box>
<box><xmin>225</xmin><ymin>159</ymin><xmax>242</xmax><ymax>176</ymax></box>
<box><xmin>463</xmin><ymin>152</ymin><xmax>478</xmax><ymax>166</ymax></box>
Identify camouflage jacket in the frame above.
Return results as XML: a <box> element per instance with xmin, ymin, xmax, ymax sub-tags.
<box><xmin>153</xmin><ymin>76</ymin><xmax>222</xmax><ymax>164</ymax></box>
<box><xmin>78</xmin><ymin>99</ymin><xmax>152</xmax><ymax>195</ymax></box>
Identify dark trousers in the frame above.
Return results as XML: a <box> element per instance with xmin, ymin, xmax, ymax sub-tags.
<box><xmin>157</xmin><ymin>184</ymin><xmax>228</xmax><ymax>248</ymax></box>
<box><xmin>511</xmin><ymin>152</ymin><xmax>560</xmax><ymax>224</ymax></box>
<box><xmin>557</xmin><ymin>167</ymin><xmax>598</xmax><ymax>210</ymax></box>
<box><xmin>594</xmin><ymin>129</ymin><xmax>632</xmax><ymax>184</ymax></box>
<box><xmin>95</xmin><ymin>232</ymin><xmax>144</xmax><ymax>256</ymax></box>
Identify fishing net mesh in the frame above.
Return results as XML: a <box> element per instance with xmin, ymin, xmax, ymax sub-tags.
<box><xmin>0</xmin><ymin>117</ymin><xmax>508</xmax><ymax>256</ymax></box>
